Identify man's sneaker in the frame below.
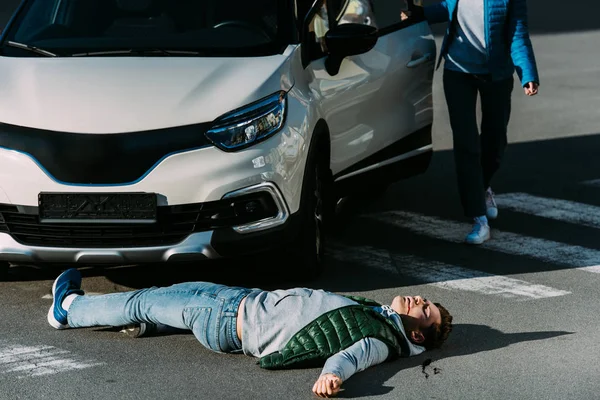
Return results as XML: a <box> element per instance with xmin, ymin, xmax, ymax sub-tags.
<box><xmin>485</xmin><ymin>187</ymin><xmax>498</xmax><ymax>220</ymax></box>
<box><xmin>120</xmin><ymin>323</ymin><xmax>182</xmax><ymax>338</ymax></box>
<box><xmin>465</xmin><ymin>217</ymin><xmax>491</xmax><ymax>245</ymax></box>
<box><xmin>120</xmin><ymin>323</ymin><xmax>158</xmax><ymax>338</ymax></box>
<box><xmin>47</xmin><ymin>268</ymin><xmax>84</xmax><ymax>330</ymax></box>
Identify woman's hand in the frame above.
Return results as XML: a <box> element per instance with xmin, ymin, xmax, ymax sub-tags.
<box><xmin>524</xmin><ymin>82</ymin><xmax>539</xmax><ymax>96</ymax></box>
<box><xmin>312</xmin><ymin>373</ymin><xmax>343</xmax><ymax>398</ymax></box>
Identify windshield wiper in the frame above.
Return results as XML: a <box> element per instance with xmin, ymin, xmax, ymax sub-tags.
<box><xmin>3</xmin><ymin>41</ymin><xmax>57</xmax><ymax>57</ymax></box>
<box><xmin>70</xmin><ymin>49</ymin><xmax>204</xmax><ymax>57</ymax></box>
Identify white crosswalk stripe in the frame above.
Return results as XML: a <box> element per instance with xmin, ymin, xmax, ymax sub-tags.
<box><xmin>578</xmin><ymin>265</ymin><xmax>600</xmax><ymax>274</ymax></box>
<box><xmin>328</xmin><ymin>245</ymin><xmax>399</xmax><ymax>276</ymax></box>
<box><xmin>494</xmin><ymin>192</ymin><xmax>600</xmax><ymax>229</ymax></box>
<box><xmin>367</xmin><ymin>211</ymin><xmax>600</xmax><ymax>274</ymax></box>
<box><xmin>0</xmin><ymin>341</ymin><xmax>103</xmax><ymax>378</ymax></box>
<box><xmin>329</xmin><ymin>244</ymin><xmax>570</xmax><ymax>300</ymax></box>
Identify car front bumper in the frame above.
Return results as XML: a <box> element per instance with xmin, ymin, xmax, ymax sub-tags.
<box><xmin>0</xmin><ymin>231</ymin><xmax>219</xmax><ymax>264</ymax></box>
<box><xmin>0</xmin><ymin>212</ymin><xmax>302</xmax><ymax>265</ymax></box>
<box><xmin>0</xmin><ymin>181</ymin><xmax>300</xmax><ymax>265</ymax></box>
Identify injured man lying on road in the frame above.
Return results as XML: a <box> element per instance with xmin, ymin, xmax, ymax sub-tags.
<box><xmin>48</xmin><ymin>269</ymin><xmax>453</xmax><ymax>398</ymax></box>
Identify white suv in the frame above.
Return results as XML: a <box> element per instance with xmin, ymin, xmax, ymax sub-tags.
<box><xmin>0</xmin><ymin>0</ymin><xmax>435</xmax><ymax>276</ymax></box>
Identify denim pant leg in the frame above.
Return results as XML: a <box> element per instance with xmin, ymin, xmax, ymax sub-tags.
<box><xmin>68</xmin><ymin>282</ymin><xmax>252</xmax><ymax>353</ymax></box>
<box><xmin>184</xmin><ymin>284</ymin><xmax>253</xmax><ymax>353</ymax></box>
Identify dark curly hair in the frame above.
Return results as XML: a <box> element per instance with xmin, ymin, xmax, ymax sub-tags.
<box><xmin>421</xmin><ymin>302</ymin><xmax>453</xmax><ymax>350</ymax></box>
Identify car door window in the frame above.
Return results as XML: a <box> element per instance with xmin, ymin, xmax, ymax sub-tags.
<box><xmin>369</xmin><ymin>0</ymin><xmax>423</xmax><ymax>34</ymax></box>
<box><xmin>304</xmin><ymin>0</ymin><xmax>377</xmax><ymax>60</ymax></box>
<box><xmin>305</xmin><ymin>1</ymin><xmax>330</xmax><ymax>60</ymax></box>
<box><xmin>336</xmin><ymin>0</ymin><xmax>377</xmax><ymax>28</ymax></box>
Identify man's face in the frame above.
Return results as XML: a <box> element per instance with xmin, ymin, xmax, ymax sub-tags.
<box><xmin>391</xmin><ymin>295</ymin><xmax>441</xmax><ymax>331</ymax></box>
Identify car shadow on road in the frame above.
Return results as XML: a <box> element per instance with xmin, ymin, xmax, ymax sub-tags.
<box><xmin>337</xmin><ymin>324</ymin><xmax>573</xmax><ymax>398</ymax></box>
<box><xmin>313</xmin><ymin>132</ymin><xmax>600</xmax><ymax>292</ymax></box>
<box><xmin>1</xmin><ymin>261</ymin><xmax>275</xmax><ymax>292</ymax></box>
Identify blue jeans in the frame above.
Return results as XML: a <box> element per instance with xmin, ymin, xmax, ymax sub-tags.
<box><xmin>68</xmin><ymin>282</ymin><xmax>253</xmax><ymax>353</ymax></box>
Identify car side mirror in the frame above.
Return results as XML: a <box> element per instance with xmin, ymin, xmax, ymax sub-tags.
<box><xmin>324</xmin><ymin>23</ymin><xmax>378</xmax><ymax>76</ymax></box>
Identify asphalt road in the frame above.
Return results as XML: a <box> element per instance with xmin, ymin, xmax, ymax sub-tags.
<box><xmin>1</xmin><ymin>2</ymin><xmax>600</xmax><ymax>400</ymax></box>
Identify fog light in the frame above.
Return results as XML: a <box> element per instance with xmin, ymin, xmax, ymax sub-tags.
<box><xmin>233</xmin><ymin>199</ymin><xmax>267</xmax><ymax>217</ymax></box>
<box><xmin>245</xmin><ymin>201</ymin><xmax>260</xmax><ymax>213</ymax></box>
<box><xmin>222</xmin><ymin>183</ymin><xmax>289</xmax><ymax>234</ymax></box>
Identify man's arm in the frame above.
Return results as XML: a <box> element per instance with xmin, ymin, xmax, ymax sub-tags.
<box><xmin>507</xmin><ymin>0</ymin><xmax>540</xmax><ymax>91</ymax></box>
<box><xmin>312</xmin><ymin>338</ymin><xmax>390</xmax><ymax>398</ymax></box>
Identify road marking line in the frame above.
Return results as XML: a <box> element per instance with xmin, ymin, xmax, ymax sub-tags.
<box><xmin>0</xmin><ymin>349</ymin><xmax>69</xmax><ymax>364</ymax></box>
<box><xmin>0</xmin><ymin>341</ymin><xmax>103</xmax><ymax>378</ymax></box>
<box><xmin>330</xmin><ymin>244</ymin><xmax>570</xmax><ymax>300</ymax></box>
<box><xmin>392</xmin><ymin>254</ymin><xmax>570</xmax><ymax>300</ymax></box>
<box><xmin>579</xmin><ymin>265</ymin><xmax>600</xmax><ymax>274</ymax></box>
<box><xmin>328</xmin><ymin>245</ymin><xmax>399</xmax><ymax>276</ymax></box>
<box><xmin>494</xmin><ymin>192</ymin><xmax>600</xmax><ymax>228</ymax></box>
<box><xmin>368</xmin><ymin>211</ymin><xmax>600</xmax><ymax>273</ymax></box>
<box><xmin>0</xmin><ymin>344</ymin><xmax>55</xmax><ymax>359</ymax></box>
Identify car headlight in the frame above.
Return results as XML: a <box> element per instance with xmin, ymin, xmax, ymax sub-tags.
<box><xmin>205</xmin><ymin>91</ymin><xmax>287</xmax><ymax>151</ymax></box>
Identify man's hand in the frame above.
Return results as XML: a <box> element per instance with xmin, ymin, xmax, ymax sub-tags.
<box><xmin>312</xmin><ymin>373</ymin><xmax>343</xmax><ymax>398</ymax></box>
<box><xmin>524</xmin><ymin>82</ymin><xmax>539</xmax><ymax>96</ymax></box>
<box><xmin>400</xmin><ymin>10</ymin><xmax>412</xmax><ymax>21</ymax></box>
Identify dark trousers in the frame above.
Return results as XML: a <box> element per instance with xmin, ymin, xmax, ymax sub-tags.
<box><xmin>443</xmin><ymin>69</ymin><xmax>514</xmax><ymax>218</ymax></box>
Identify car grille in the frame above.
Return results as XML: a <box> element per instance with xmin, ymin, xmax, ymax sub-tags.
<box><xmin>0</xmin><ymin>193</ymin><xmax>277</xmax><ymax>248</ymax></box>
<box><xmin>0</xmin><ymin>121</ymin><xmax>213</xmax><ymax>185</ymax></box>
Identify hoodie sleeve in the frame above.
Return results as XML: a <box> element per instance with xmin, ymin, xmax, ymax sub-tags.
<box><xmin>423</xmin><ymin>1</ymin><xmax>450</xmax><ymax>24</ymax></box>
<box><xmin>319</xmin><ymin>338</ymin><xmax>390</xmax><ymax>382</ymax></box>
<box><xmin>508</xmin><ymin>0</ymin><xmax>540</xmax><ymax>86</ymax></box>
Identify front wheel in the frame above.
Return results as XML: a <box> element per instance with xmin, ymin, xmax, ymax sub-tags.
<box><xmin>286</xmin><ymin>142</ymin><xmax>332</xmax><ymax>280</ymax></box>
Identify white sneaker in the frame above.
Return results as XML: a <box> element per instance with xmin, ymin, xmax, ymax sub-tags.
<box><xmin>485</xmin><ymin>188</ymin><xmax>498</xmax><ymax>220</ymax></box>
<box><xmin>465</xmin><ymin>217</ymin><xmax>490</xmax><ymax>245</ymax></box>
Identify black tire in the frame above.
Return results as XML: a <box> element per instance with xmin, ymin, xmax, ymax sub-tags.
<box><xmin>0</xmin><ymin>262</ymin><xmax>9</xmax><ymax>281</ymax></box>
<box><xmin>286</xmin><ymin>134</ymin><xmax>332</xmax><ymax>280</ymax></box>
<box><xmin>334</xmin><ymin>179</ymin><xmax>390</xmax><ymax>222</ymax></box>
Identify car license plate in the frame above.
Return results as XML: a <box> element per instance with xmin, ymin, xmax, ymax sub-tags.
<box><xmin>38</xmin><ymin>193</ymin><xmax>157</xmax><ymax>223</ymax></box>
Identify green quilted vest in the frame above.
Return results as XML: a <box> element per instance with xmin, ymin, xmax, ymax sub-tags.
<box><xmin>258</xmin><ymin>295</ymin><xmax>411</xmax><ymax>370</ymax></box>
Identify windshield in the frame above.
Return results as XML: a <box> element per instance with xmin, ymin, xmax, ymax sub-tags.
<box><xmin>1</xmin><ymin>0</ymin><xmax>294</xmax><ymax>57</ymax></box>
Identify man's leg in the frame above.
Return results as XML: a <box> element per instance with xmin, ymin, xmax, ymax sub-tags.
<box><xmin>66</xmin><ymin>279</ymin><xmax>251</xmax><ymax>353</ymax></box>
<box><xmin>479</xmin><ymin>75</ymin><xmax>514</xmax><ymax>190</ymax></box>
<box><xmin>443</xmin><ymin>69</ymin><xmax>486</xmax><ymax>218</ymax></box>
<box><xmin>68</xmin><ymin>282</ymin><xmax>207</xmax><ymax>329</ymax></box>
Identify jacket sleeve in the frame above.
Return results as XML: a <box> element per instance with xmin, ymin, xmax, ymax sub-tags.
<box><xmin>423</xmin><ymin>1</ymin><xmax>450</xmax><ymax>24</ymax></box>
<box><xmin>508</xmin><ymin>0</ymin><xmax>540</xmax><ymax>86</ymax></box>
<box><xmin>319</xmin><ymin>338</ymin><xmax>390</xmax><ymax>382</ymax></box>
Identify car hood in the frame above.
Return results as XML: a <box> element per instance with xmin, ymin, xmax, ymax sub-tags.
<box><xmin>0</xmin><ymin>53</ymin><xmax>293</xmax><ymax>133</ymax></box>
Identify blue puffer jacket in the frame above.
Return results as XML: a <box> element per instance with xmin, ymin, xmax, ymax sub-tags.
<box><xmin>424</xmin><ymin>0</ymin><xmax>540</xmax><ymax>86</ymax></box>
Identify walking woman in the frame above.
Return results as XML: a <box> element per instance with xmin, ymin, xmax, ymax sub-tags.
<box><xmin>415</xmin><ymin>0</ymin><xmax>540</xmax><ymax>244</ymax></box>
